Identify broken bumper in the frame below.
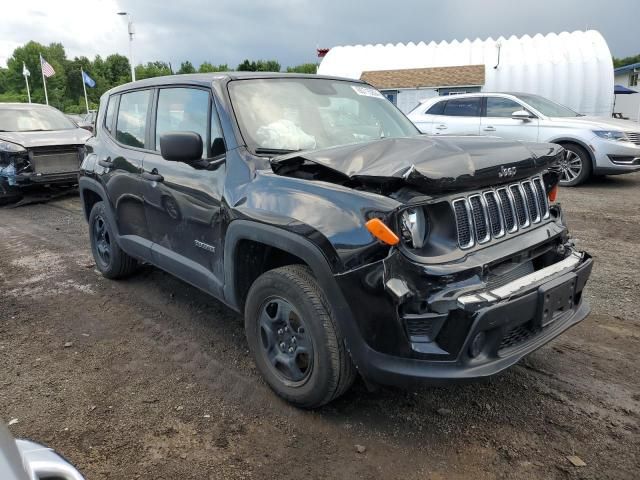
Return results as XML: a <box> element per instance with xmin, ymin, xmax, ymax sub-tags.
<box><xmin>335</xmin><ymin>240</ymin><xmax>593</xmax><ymax>387</ymax></box>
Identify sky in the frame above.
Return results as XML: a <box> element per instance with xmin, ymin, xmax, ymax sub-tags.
<box><xmin>1</xmin><ymin>0</ymin><xmax>639</xmax><ymax>70</ymax></box>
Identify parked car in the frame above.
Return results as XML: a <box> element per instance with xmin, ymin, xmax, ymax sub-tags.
<box><xmin>79</xmin><ymin>73</ymin><xmax>592</xmax><ymax>407</ymax></box>
<box><xmin>0</xmin><ymin>103</ymin><xmax>92</xmax><ymax>204</ymax></box>
<box><xmin>0</xmin><ymin>423</ymin><xmax>84</xmax><ymax>479</ymax></box>
<box><xmin>407</xmin><ymin>92</ymin><xmax>640</xmax><ymax>186</ymax></box>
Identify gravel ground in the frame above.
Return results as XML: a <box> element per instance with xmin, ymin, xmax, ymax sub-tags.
<box><xmin>1</xmin><ymin>173</ymin><xmax>639</xmax><ymax>479</ymax></box>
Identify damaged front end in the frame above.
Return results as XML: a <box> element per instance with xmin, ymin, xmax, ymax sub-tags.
<box><xmin>333</xmin><ymin>173</ymin><xmax>592</xmax><ymax>386</ymax></box>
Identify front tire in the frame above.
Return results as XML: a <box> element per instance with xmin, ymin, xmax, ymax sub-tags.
<box><xmin>557</xmin><ymin>143</ymin><xmax>592</xmax><ymax>186</ymax></box>
<box><xmin>88</xmin><ymin>201</ymin><xmax>138</xmax><ymax>279</ymax></box>
<box><xmin>244</xmin><ymin>265</ymin><xmax>356</xmax><ymax>408</ymax></box>
<box><xmin>0</xmin><ymin>179</ymin><xmax>23</xmax><ymax>206</ymax></box>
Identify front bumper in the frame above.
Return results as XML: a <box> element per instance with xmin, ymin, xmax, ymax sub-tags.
<box><xmin>336</xmin><ymin>228</ymin><xmax>593</xmax><ymax>387</ymax></box>
<box><xmin>591</xmin><ymin>136</ymin><xmax>640</xmax><ymax>175</ymax></box>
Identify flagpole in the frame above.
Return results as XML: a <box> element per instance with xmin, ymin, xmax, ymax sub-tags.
<box><xmin>40</xmin><ymin>54</ymin><xmax>49</xmax><ymax>105</ymax></box>
<box><xmin>81</xmin><ymin>68</ymin><xmax>89</xmax><ymax>114</ymax></box>
<box><xmin>23</xmin><ymin>65</ymin><xmax>31</xmax><ymax>103</ymax></box>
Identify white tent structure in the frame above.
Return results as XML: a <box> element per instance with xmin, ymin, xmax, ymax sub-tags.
<box><xmin>318</xmin><ymin>30</ymin><xmax>614</xmax><ymax>117</ymax></box>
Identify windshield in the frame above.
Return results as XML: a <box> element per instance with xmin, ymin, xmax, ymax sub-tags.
<box><xmin>228</xmin><ymin>78</ymin><xmax>419</xmax><ymax>152</ymax></box>
<box><xmin>0</xmin><ymin>106</ymin><xmax>76</xmax><ymax>132</ymax></box>
<box><xmin>515</xmin><ymin>94</ymin><xmax>582</xmax><ymax>117</ymax></box>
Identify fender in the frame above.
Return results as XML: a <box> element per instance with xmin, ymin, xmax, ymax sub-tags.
<box><xmin>545</xmin><ymin>136</ymin><xmax>596</xmax><ymax>169</ymax></box>
<box><xmin>223</xmin><ymin>220</ymin><xmax>368</xmax><ymax>367</ymax></box>
<box><xmin>79</xmin><ymin>177</ymin><xmax>113</xmax><ymax>226</ymax></box>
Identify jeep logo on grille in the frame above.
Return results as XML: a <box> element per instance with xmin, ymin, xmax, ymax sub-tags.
<box><xmin>498</xmin><ymin>166</ymin><xmax>517</xmax><ymax>178</ymax></box>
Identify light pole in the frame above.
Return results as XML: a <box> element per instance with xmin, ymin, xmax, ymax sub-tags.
<box><xmin>117</xmin><ymin>11</ymin><xmax>136</xmax><ymax>82</ymax></box>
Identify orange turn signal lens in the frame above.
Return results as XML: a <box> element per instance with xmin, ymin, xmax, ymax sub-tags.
<box><xmin>365</xmin><ymin>218</ymin><xmax>399</xmax><ymax>245</ymax></box>
<box><xmin>548</xmin><ymin>185</ymin><xmax>558</xmax><ymax>202</ymax></box>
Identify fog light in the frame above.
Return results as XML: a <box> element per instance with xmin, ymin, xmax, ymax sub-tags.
<box><xmin>469</xmin><ymin>332</ymin><xmax>486</xmax><ymax>358</ymax></box>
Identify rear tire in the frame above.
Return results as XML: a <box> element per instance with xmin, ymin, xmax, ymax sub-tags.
<box><xmin>557</xmin><ymin>143</ymin><xmax>592</xmax><ymax>186</ymax></box>
<box><xmin>244</xmin><ymin>265</ymin><xmax>356</xmax><ymax>408</ymax></box>
<box><xmin>88</xmin><ymin>201</ymin><xmax>138</xmax><ymax>279</ymax></box>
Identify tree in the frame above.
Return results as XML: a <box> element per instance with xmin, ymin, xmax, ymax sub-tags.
<box><xmin>103</xmin><ymin>54</ymin><xmax>132</xmax><ymax>84</ymax></box>
<box><xmin>237</xmin><ymin>59</ymin><xmax>280</xmax><ymax>72</ymax></box>
<box><xmin>177</xmin><ymin>61</ymin><xmax>196</xmax><ymax>74</ymax></box>
<box><xmin>198</xmin><ymin>62</ymin><xmax>230</xmax><ymax>73</ymax></box>
<box><xmin>286</xmin><ymin>63</ymin><xmax>317</xmax><ymax>74</ymax></box>
<box><xmin>136</xmin><ymin>61</ymin><xmax>172</xmax><ymax>80</ymax></box>
<box><xmin>613</xmin><ymin>54</ymin><xmax>640</xmax><ymax>69</ymax></box>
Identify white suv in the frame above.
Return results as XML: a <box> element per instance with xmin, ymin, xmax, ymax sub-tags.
<box><xmin>407</xmin><ymin>92</ymin><xmax>640</xmax><ymax>186</ymax></box>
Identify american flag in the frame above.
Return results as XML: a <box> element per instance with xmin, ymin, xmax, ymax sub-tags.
<box><xmin>40</xmin><ymin>55</ymin><xmax>55</xmax><ymax>77</ymax></box>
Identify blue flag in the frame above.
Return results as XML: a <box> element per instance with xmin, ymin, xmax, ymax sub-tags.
<box><xmin>82</xmin><ymin>70</ymin><xmax>96</xmax><ymax>88</ymax></box>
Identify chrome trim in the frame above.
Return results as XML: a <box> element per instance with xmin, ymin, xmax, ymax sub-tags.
<box><xmin>533</xmin><ymin>177</ymin><xmax>550</xmax><ymax>220</ymax></box>
<box><xmin>497</xmin><ymin>187</ymin><xmax>519</xmax><ymax>233</ymax></box>
<box><xmin>452</xmin><ymin>198</ymin><xmax>475</xmax><ymax>249</ymax></box>
<box><xmin>522</xmin><ymin>180</ymin><xmax>541</xmax><ymax>223</ymax></box>
<box><xmin>483</xmin><ymin>190</ymin><xmax>506</xmax><ymax>238</ymax></box>
<box><xmin>457</xmin><ymin>252</ymin><xmax>582</xmax><ymax>308</ymax></box>
<box><xmin>469</xmin><ymin>194</ymin><xmax>491</xmax><ymax>244</ymax></box>
<box><xmin>510</xmin><ymin>183</ymin><xmax>530</xmax><ymax>228</ymax></box>
<box><xmin>17</xmin><ymin>439</ymin><xmax>85</xmax><ymax>480</ymax></box>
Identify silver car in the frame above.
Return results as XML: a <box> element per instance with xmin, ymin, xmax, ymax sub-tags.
<box><xmin>0</xmin><ymin>424</ymin><xmax>84</xmax><ymax>480</ymax></box>
<box><xmin>407</xmin><ymin>92</ymin><xmax>640</xmax><ymax>186</ymax></box>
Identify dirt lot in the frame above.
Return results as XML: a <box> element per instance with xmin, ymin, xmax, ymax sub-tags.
<box><xmin>1</xmin><ymin>173</ymin><xmax>639</xmax><ymax>479</ymax></box>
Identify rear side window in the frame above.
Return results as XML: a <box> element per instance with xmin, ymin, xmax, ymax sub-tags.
<box><xmin>426</xmin><ymin>101</ymin><xmax>445</xmax><ymax>115</ymax></box>
<box><xmin>442</xmin><ymin>97</ymin><xmax>481</xmax><ymax>117</ymax></box>
<box><xmin>486</xmin><ymin>97</ymin><xmax>523</xmax><ymax>117</ymax></box>
<box><xmin>155</xmin><ymin>88</ymin><xmax>209</xmax><ymax>157</ymax></box>
<box><xmin>104</xmin><ymin>95</ymin><xmax>117</xmax><ymax>134</ymax></box>
<box><xmin>116</xmin><ymin>90</ymin><xmax>150</xmax><ymax>148</ymax></box>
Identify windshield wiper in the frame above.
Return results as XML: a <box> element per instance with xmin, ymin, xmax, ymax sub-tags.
<box><xmin>254</xmin><ymin>147</ymin><xmax>301</xmax><ymax>156</ymax></box>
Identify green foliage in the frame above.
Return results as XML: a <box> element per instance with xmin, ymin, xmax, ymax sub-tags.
<box><xmin>613</xmin><ymin>54</ymin><xmax>640</xmax><ymax>69</ymax></box>
<box><xmin>136</xmin><ymin>61</ymin><xmax>172</xmax><ymax>80</ymax></box>
<box><xmin>1</xmin><ymin>40</ymin><xmax>313</xmax><ymax>113</ymax></box>
<box><xmin>237</xmin><ymin>59</ymin><xmax>281</xmax><ymax>72</ymax></box>
<box><xmin>198</xmin><ymin>62</ymin><xmax>230</xmax><ymax>73</ymax></box>
<box><xmin>178</xmin><ymin>61</ymin><xmax>196</xmax><ymax>74</ymax></box>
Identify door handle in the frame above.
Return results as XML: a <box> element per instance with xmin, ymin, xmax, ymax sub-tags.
<box><xmin>142</xmin><ymin>171</ymin><xmax>164</xmax><ymax>182</ymax></box>
<box><xmin>483</xmin><ymin>126</ymin><xmax>496</xmax><ymax>132</ymax></box>
<box><xmin>98</xmin><ymin>157</ymin><xmax>113</xmax><ymax>168</ymax></box>
<box><xmin>435</xmin><ymin>124</ymin><xmax>448</xmax><ymax>130</ymax></box>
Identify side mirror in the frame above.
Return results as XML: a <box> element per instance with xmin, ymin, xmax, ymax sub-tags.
<box><xmin>160</xmin><ymin>131</ymin><xmax>203</xmax><ymax>162</ymax></box>
<box><xmin>512</xmin><ymin>110</ymin><xmax>533</xmax><ymax>120</ymax></box>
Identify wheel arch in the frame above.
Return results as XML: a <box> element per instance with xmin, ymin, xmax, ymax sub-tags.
<box><xmin>546</xmin><ymin>137</ymin><xmax>596</xmax><ymax>169</ymax></box>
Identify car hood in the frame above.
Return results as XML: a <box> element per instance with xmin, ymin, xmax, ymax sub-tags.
<box><xmin>271</xmin><ymin>136</ymin><xmax>561</xmax><ymax>194</ymax></box>
<box><xmin>0</xmin><ymin>129</ymin><xmax>91</xmax><ymax>148</ymax></box>
<box><xmin>548</xmin><ymin>116</ymin><xmax>640</xmax><ymax>131</ymax></box>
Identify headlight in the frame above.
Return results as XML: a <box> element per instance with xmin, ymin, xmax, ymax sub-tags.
<box><xmin>593</xmin><ymin>130</ymin><xmax>628</xmax><ymax>141</ymax></box>
<box><xmin>0</xmin><ymin>140</ymin><xmax>26</xmax><ymax>153</ymax></box>
<box><xmin>400</xmin><ymin>208</ymin><xmax>428</xmax><ymax>249</ymax></box>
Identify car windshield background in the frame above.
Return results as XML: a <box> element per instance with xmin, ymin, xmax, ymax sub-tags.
<box><xmin>116</xmin><ymin>90</ymin><xmax>150</xmax><ymax>148</ymax></box>
<box><xmin>0</xmin><ymin>107</ymin><xmax>75</xmax><ymax>132</ymax></box>
<box><xmin>515</xmin><ymin>94</ymin><xmax>580</xmax><ymax>117</ymax></box>
<box><xmin>155</xmin><ymin>88</ymin><xmax>209</xmax><ymax>157</ymax></box>
<box><xmin>228</xmin><ymin>78</ymin><xmax>418</xmax><ymax>152</ymax></box>
<box><xmin>486</xmin><ymin>97</ymin><xmax>525</xmax><ymax>117</ymax></box>
<box><xmin>442</xmin><ymin>97</ymin><xmax>481</xmax><ymax>117</ymax></box>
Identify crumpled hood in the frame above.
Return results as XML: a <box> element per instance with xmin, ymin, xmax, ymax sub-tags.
<box><xmin>0</xmin><ymin>129</ymin><xmax>91</xmax><ymax>148</ymax></box>
<box><xmin>271</xmin><ymin>135</ymin><xmax>561</xmax><ymax>194</ymax></box>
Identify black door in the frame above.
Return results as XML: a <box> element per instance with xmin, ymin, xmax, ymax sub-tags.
<box><xmin>142</xmin><ymin>87</ymin><xmax>227</xmax><ymax>296</ymax></box>
<box><xmin>99</xmin><ymin>89</ymin><xmax>154</xmax><ymax>259</ymax></box>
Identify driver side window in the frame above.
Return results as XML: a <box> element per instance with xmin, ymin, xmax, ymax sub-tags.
<box><xmin>156</xmin><ymin>88</ymin><xmax>209</xmax><ymax>158</ymax></box>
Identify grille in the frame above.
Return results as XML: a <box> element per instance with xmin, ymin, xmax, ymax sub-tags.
<box><xmin>453</xmin><ymin>176</ymin><xmax>550</xmax><ymax>249</ymax></box>
<box><xmin>499</xmin><ymin>322</ymin><xmax>536</xmax><ymax>352</ymax></box>
<box><xmin>469</xmin><ymin>195</ymin><xmax>490</xmax><ymax>243</ymax></box>
<box><xmin>453</xmin><ymin>199</ymin><xmax>473</xmax><ymax>249</ymax></box>
<box><xmin>483</xmin><ymin>191</ymin><xmax>504</xmax><ymax>238</ymax></box>
<box><xmin>30</xmin><ymin>147</ymin><xmax>80</xmax><ymax>175</ymax></box>
<box><xmin>626</xmin><ymin>132</ymin><xmax>640</xmax><ymax>146</ymax></box>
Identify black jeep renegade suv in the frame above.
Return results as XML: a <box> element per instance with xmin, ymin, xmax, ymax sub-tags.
<box><xmin>79</xmin><ymin>73</ymin><xmax>592</xmax><ymax>407</ymax></box>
